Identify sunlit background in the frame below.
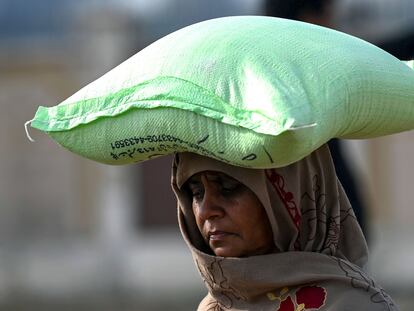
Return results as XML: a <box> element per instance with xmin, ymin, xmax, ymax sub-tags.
<box><xmin>1</xmin><ymin>0</ymin><xmax>413</xmax><ymax>310</ymax></box>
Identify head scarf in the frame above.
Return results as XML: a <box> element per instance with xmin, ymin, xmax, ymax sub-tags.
<box><xmin>171</xmin><ymin>145</ymin><xmax>398</xmax><ymax>311</ymax></box>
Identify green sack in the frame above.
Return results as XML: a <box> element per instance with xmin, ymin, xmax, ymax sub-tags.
<box><xmin>29</xmin><ymin>16</ymin><xmax>414</xmax><ymax>168</ymax></box>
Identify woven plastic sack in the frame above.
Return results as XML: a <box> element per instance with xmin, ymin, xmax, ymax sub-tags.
<box><xmin>29</xmin><ymin>16</ymin><xmax>414</xmax><ymax>168</ymax></box>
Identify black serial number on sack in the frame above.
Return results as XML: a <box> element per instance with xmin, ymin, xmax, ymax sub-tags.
<box><xmin>110</xmin><ymin>135</ymin><xmax>178</xmax><ymax>150</ymax></box>
<box><xmin>108</xmin><ymin>133</ymin><xmax>250</xmax><ymax>165</ymax></box>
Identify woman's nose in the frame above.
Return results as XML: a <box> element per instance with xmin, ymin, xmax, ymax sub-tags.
<box><xmin>196</xmin><ymin>184</ymin><xmax>225</xmax><ymax>221</ymax></box>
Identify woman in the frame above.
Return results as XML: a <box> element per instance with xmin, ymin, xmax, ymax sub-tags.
<box><xmin>171</xmin><ymin>144</ymin><xmax>398</xmax><ymax>310</ymax></box>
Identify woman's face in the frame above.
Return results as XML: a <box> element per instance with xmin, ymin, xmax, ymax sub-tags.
<box><xmin>185</xmin><ymin>171</ymin><xmax>275</xmax><ymax>257</ymax></box>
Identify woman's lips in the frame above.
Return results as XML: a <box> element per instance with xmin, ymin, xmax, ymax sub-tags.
<box><xmin>208</xmin><ymin>231</ymin><xmax>232</xmax><ymax>241</ymax></box>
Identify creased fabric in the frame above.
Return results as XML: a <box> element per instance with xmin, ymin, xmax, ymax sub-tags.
<box><xmin>171</xmin><ymin>145</ymin><xmax>398</xmax><ymax>310</ymax></box>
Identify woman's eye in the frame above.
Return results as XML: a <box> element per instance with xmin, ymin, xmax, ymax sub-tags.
<box><xmin>220</xmin><ymin>183</ymin><xmax>241</xmax><ymax>195</ymax></box>
<box><xmin>190</xmin><ymin>187</ymin><xmax>203</xmax><ymax>200</ymax></box>
<box><xmin>221</xmin><ymin>186</ymin><xmax>235</xmax><ymax>193</ymax></box>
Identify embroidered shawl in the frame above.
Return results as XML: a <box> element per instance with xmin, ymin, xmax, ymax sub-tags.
<box><xmin>171</xmin><ymin>145</ymin><xmax>398</xmax><ymax>311</ymax></box>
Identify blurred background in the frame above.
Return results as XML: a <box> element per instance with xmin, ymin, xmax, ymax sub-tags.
<box><xmin>1</xmin><ymin>0</ymin><xmax>413</xmax><ymax>310</ymax></box>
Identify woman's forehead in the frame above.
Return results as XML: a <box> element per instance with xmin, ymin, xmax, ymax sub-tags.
<box><xmin>175</xmin><ymin>152</ymin><xmax>264</xmax><ymax>191</ymax></box>
<box><xmin>186</xmin><ymin>170</ymin><xmax>239</xmax><ymax>184</ymax></box>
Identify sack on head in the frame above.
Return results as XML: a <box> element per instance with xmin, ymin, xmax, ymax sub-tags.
<box><xmin>29</xmin><ymin>16</ymin><xmax>414</xmax><ymax>168</ymax></box>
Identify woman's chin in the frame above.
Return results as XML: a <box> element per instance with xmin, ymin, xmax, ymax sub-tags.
<box><xmin>211</xmin><ymin>244</ymin><xmax>275</xmax><ymax>257</ymax></box>
<box><xmin>213</xmin><ymin>248</ymin><xmax>239</xmax><ymax>257</ymax></box>
<box><xmin>211</xmin><ymin>245</ymin><xmax>244</xmax><ymax>257</ymax></box>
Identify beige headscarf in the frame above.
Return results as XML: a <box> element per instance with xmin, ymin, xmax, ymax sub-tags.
<box><xmin>172</xmin><ymin>145</ymin><xmax>398</xmax><ymax>311</ymax></box>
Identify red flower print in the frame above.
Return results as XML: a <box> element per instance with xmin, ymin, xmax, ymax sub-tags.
<box><xmin>278</xmin><ymin>296</ymin><xmax>295</xmax><ymax>311</ymax></box>
<box><xmin>274</xmin><ymin>285</ymin><xmax>327</xmax><ymax>311</ymax></box>
<box><xmin>296</xmin><ymin>285</ymin><xmax>327</xmax><ymax>309</ymax></box>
